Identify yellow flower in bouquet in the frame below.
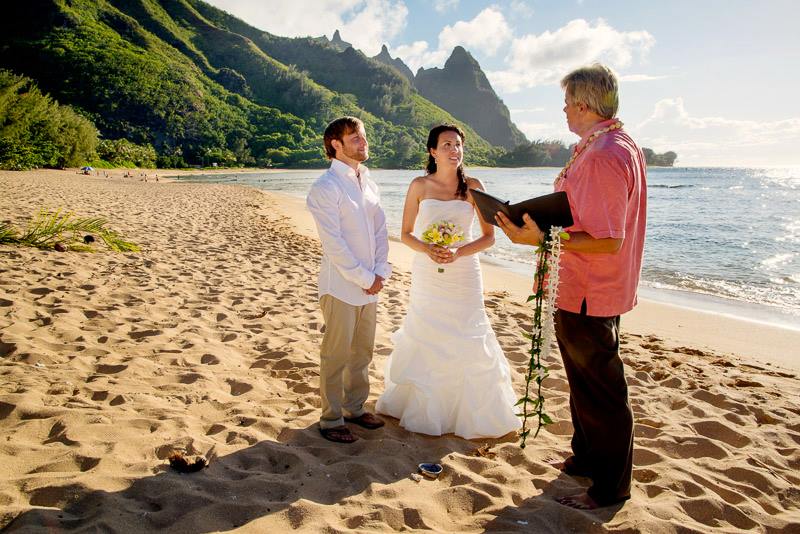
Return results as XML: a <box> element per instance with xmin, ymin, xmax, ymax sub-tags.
<box><xmin>422</xmin><ymin>220</ymin><xmax>464</xmax><ymax>272</ymax></box>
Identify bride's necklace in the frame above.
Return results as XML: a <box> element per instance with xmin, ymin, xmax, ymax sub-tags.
<box><xmin>553</xmin><ymin>120</ymin><xmax>623</xmax><ymax>186</ymax></box>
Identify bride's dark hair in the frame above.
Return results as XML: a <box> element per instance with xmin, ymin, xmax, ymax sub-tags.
<box><xmin>425</xmin><ymin>124</ymin><xmax>467</xmax><ymax>199</ymax></box>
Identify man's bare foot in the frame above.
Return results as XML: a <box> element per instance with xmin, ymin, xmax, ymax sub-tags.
<box><xmin>555</xmin><ymin>493</ymin><xmax>600</xmax><ymax>510</ymax></box>
<box><xmin>548</xmin><ymin>456</ymin><xmax>591</xmax><ymax>477</ymax></box>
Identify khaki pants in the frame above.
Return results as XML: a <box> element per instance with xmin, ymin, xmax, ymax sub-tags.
<box><xmin>318</xmin><ymin>294</ymin><xmax>377</xmax><ymax>429</ymax></box>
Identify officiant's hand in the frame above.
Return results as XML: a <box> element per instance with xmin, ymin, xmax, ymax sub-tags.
<box><xmin>496</xmin><ymin>212</ymin><xmax>544</xmax><ymax>246</ymax></box>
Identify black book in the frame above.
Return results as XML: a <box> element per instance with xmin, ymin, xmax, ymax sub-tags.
<box><xmin>470</xmin><ymin>189</ymin><xmax>574</xmax><ymax>230</ymax></box>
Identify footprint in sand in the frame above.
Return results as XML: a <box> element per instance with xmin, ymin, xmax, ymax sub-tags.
<box><xmin>226</xmin><ymin>379</ymin><xmax>253</xmax><ymax>396</ymax></box>
<box><xmin>29</xmin><ymin>287</ymin><xmax>53</xmax><ymax>296</ymax></box>
<box><xmin>690</xmin><ymin>420</ymin><xmax>751</xmax><ymax>448</ymax></box>
<box><xmin>95</xmin><ymin>364</ymin><xmax>127</xmax><ymax>374</ymax></box>
<box><xmin>129</xmin><ymin>329</ymin><xmax>162</xmax><ymax>340</ymax></box>
<box><xmin>0</xmin><ymin>341</ymin><xmax>17</xmax><ymax>357</ymax></box>
<box><xmin>633</xmin><ymin>468</ymin><xmax>659</xmax><ymax>483</ymax></box>
<box><xmin>733</xmin><ymin>378</ymin><xmax>764</xmax><ymax>388</ymax></box>
<box><xmin>206</xmin><ymin>423</ymin><xmax>227</xmax><ymax>435</ymax></box>
<box><xmin>0</xmin><ymin>401</ymin><xmax>16</xmax><ymax>419</ymax></box>
<box><xmin>201</xmin><ymin>354</ymin><xmax>220</xmax><ymax>365</ymax></box>
<box><xmin>179</xmin><ymin>373</ymin><xmax>203</xmax><ymax>384</ymax></box>
<box><xmin>44</xmin><ymin>421</ymin><xmax>78</xmax><ymax>446</ymax></box>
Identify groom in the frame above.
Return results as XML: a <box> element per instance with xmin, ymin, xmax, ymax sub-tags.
<box><xmin>306</xmin><ymin>117</ymin><xmax>391</xmax><ymax>443</ymax></box>
<box><xmin>497</xmin><ymin>64</ymin><xmax>647</xmax><ymax>509</ymax></box>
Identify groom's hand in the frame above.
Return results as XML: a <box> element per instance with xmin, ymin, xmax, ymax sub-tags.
<box><xmin>365</xmin><ymin>274</ymin><xmax>384</xmax><ymax>295</ymax></box>
<box><xmin>496</xmin><ymin>212</ymin><xmax>544</xmax><ymax>246</ymax></box>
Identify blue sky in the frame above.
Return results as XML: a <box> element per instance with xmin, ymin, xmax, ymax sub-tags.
<box><xmin>204</xmin><ymin>0</ymin><xmax>800</xmax><ymax>166</ymax></box>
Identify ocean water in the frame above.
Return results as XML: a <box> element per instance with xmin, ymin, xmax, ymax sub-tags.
<box><xmin>178</xmin><ymin>166</ymin><xmax>800</xmax><ymax>328</ymax></box>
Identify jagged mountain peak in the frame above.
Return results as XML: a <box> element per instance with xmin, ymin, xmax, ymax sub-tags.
<box><xmin>445</xmin><ymin>46</ymin><xmax>479</xmax><ymax>69</ymax></box>
<box><xmin>414</xmin><ymin>48</ymin><xmax>527</xmax><ymax>149</ymax></box>
<box><xmin>371</xmin><ymin>43</ymin><xmax>414</xmax><ymax>82</ymax></box>
<box><xmin>330</xmin><ymin>29</ymin><xmax>351</xmax><ymax>50</ymax></box>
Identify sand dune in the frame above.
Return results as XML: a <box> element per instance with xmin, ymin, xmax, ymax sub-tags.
<box><xmin>1</xmin><ymin>170</ymin><xmax>798</xmax><ymax>532</ymax></box>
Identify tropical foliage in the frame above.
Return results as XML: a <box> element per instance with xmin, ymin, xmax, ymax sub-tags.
<box><xmin>0</xmin><ymin>70</ymin><xmax>97</xmax><ymax>170</ymax></box>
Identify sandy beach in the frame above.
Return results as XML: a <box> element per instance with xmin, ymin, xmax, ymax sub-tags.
<box><xmin>1</xmin><ymin>169</ymin><xmax>799</xmax><ymax>532</ymax></box>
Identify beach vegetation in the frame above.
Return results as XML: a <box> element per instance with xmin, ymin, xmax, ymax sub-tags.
<box><xmin>95</xmin><ymin>139</ymin><xmax>158</xmax><ymax>168</ymax></box>
<box><xmin>0</xmin><ymin>70</ymin><xmax>97</xmax><ymax>171</ymax></box>
<box><xmin>0</xmin><ymin>209</ymin><xmax>140</xmax><ymax>253</ymax></box>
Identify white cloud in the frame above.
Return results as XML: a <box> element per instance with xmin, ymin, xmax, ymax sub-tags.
<box><xmin>619</xmin><ymin>74</ymin><xmax>667</xmax><ymax>82</ymax></box>
<box><xmin>518</xmin><ymin>121</ymin><xmax>570</xmax><ymax>142</ymax></box>
<box><xmin>433</xmin><ymin>0</ymin><xmax>459</xmax><ymax>14</ymax></box>
<box><xmin>438</xmin><ymin>7</ymin><xmax>512</xmax><ymax>57</ymax></box>
<box><xmin>392</xmin><ymin>7</ymin><xmax>511</xmax><ymax>71</ymax></box>
<box><xmin>510</xmin><ymin>107</ymin><xmax>546</xmax><ymax>113</ymax></box>
<box><xmin>391</xmin><ymin>41</ymin><xmax>449</xmax><ymax>73</ymax></box>
<box><xmin>340</xmin><ymin>1</ymin><xmax>409</xmax><ymax>55</ymax></box>
<box><xmin>509</xmin><ymin>0</ymin><xmax>534</xmax><ymax>19</ymax></box>
<box><xmin>487</xmin><ymin>18</ymin><xmax>655</xmax><ymax>92</ymax></box>
<box><xmin>633</xmin><ymin>98</ymin><xmax>800</xmax><ymax>165</ymax></box>
<box><xmin>203</xmin><ymin>0</ymin><xmax>407</xmax><ymax>56</ymax></box>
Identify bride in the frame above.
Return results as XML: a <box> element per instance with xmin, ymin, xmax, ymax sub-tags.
<box><xmin>376</xmin><ymin>124</ymin><xmax>521</xmax><ymax>439</ymax></box>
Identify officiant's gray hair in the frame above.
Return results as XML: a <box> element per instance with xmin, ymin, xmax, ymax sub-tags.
<box><xmin>561</xmin><ymin>64</ymin><xmax>619</xmax><ymax>120</ymax></box>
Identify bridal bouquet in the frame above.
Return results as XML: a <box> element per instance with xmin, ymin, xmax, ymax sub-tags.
<box><xmin>421</xmin><ymin>220</ymin><xmax>463</xmax><ymax>273</ymax></box>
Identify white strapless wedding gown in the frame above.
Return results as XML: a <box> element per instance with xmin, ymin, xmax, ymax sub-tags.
<box><xmin>376</xmin><ymin>199</ymin><xmax>521</xmax><ymax>439</ymax></box>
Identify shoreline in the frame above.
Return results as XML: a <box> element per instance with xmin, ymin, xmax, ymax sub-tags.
<box><xmin>189</xmin><ymin>173</ymin><xmax>797</xmax><ymax>335</ymax></box>
<box><xmin>265</xmin><ymin>189</ymin><xmax>800</xmax><ymax>372</ymax></box>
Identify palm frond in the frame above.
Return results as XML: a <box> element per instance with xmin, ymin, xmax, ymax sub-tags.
<box><xmin>4</xmin><ymin>209</ymin><xmax>140</xmax><ymax>253</ymax></box>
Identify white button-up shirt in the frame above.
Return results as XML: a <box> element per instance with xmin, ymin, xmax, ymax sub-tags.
<box><xmin>306</xmin><ymin>159</ymin><xmax>392</xmax><ymax>306</ymax></box>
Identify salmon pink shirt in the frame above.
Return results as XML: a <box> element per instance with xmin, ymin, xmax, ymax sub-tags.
<box><xmin>555</xmin><ymin>119</ymin><xmax>647</xmax><ymax>317</ymax></box>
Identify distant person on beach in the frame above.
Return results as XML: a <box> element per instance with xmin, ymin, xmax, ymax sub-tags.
<box><xmin>497</xmin><ymin>63</ymin><xmax>647</xmax><ymax>510</ymax></box>
<box><xmin>306</xmin><ymin>117</ymin><xmax>391</xmax><ymax>443</ymax></box>
<box><xmin>375</xmin><ymin>124</ymin><xmax>520</xmax><ymax>439</ymax></box>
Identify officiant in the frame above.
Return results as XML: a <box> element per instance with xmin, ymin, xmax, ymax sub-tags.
<box><xmin>496</xmin><ymin>63</ymin><xmax>647</xmax><ymax>510</ymax></box>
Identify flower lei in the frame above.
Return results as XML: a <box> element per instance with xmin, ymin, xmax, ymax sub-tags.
<box><xmin>518</xmin><ymin>119</ymin><xmax>622</xmax><ymax>448</ymax></box>
<box><xmin>517</xmin><ymin>225</ymin><xmax>565</xmax><ymax>448</ymax></box>
<box><xmin>553</xmin><ymin>119</ymin><xmax>623</xmax><ymax>187</ymax></box>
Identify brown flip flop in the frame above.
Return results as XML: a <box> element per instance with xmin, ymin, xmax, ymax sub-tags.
<box><xmin>344</xmin><ymin>412</ymin><xmax>385</xmax><ymax>429</ymax></box>
<box><xmin>319</xmin><ymin>425</ymin><xmax>358</xmax><ymax>443</ymax></box>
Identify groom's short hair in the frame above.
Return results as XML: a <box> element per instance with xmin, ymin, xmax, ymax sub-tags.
<box><xmin>323</xmin><ymin>117</ymin><xmax>364</xmax><ymax>159</ymax></box>
<box><xmin>561</xmin><ymin>63</ymin><xmax>619</xmax><ymax>119</ymax></box>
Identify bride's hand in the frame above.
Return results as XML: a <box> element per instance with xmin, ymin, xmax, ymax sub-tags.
<box><xmin>426</xmin><ymin>244</ymin><xmax>454</xmax><ymax>263</ymax></box>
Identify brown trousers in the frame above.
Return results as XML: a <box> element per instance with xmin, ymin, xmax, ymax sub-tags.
<box><xmin>554</xmin><ymin>308</ymin><xmax>633</xmax><ymax>505</ymax></box>
<box><xmin>318</xmin><ymin>294</ymin><xmax>377</xmax><ymax>429</ymax></box>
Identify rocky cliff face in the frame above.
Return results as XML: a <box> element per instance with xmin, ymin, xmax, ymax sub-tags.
<box><xmin>415</xmin><ymin>46</ymin><xmax>527</xmax><ymax>149</ymax></box>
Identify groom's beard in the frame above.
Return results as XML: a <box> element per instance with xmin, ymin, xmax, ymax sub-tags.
<box><xmin>344</xmin><ymin>145</ymin><xmax>369</xmax><ymax>163</ymax></box>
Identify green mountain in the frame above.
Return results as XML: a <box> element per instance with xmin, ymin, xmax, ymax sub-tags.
<box><xmin>0</xmin><ymin>0</ymin><xmax>495</xmax><ymax>169</ymax></box>
<box><xmin>415</xmin><ymin>46</ymin><xmax>527</xmax><ymax>150</ymax></box>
